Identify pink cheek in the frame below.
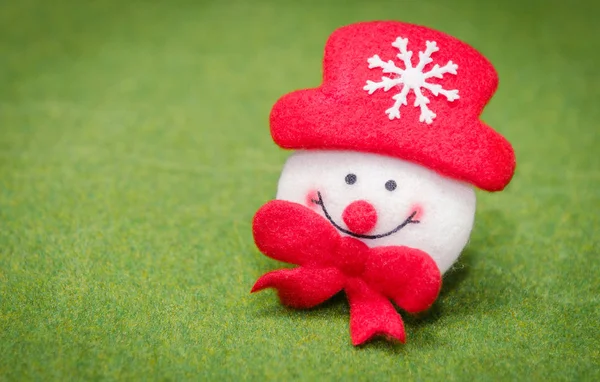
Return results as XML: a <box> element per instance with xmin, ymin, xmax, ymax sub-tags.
<box><xmin>412</xmin><ymin>203</ymin><xmax>424</xmax><ymax>221</ymax></box>
<box><xmin>305</xmin><ymin>189</ymin><xmax>319</xmax><ymax>209</ymax></box>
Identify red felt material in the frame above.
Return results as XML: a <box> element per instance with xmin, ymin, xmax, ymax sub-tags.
<box><xmin>364</xmin><ymin>246</ymin><xmax>441</xmax><ymax>313</ymax></box>
<box><xmin>342</xmin><ymin>200</ymin><xmax>378</xmax><ymax>234</ymax></box>
<box><xmin>253</xmin><ymin>200</ymin><xmax>339</xmax><ymax>267</ymax></box>
<box><xmin>251</xmin><ymin>200</ymin><xmax>441</xmax><ymax>345</ymax></box>
<box><xmin>333</xmin><ymin>236</ymin><xmax>369</xmax><ymax>277</ymax></box>
<box><xmin>252</xmin><ymin>267</ymin><xmax>345</xmax><ymax>309</ymax></box>
<box><xmin>269</xmin><ymin>21</ymin><xmax>516</xmax><ymax>192</ymax></box>
<box><xmin>345</xmin><ymin>278</ymin><xmax>406</xmax><ymax>345</ymax></box>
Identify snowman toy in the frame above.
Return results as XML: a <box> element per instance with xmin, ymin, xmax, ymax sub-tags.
<box><xmin>251</xmin><ymin>21</ymin><xmax>516</xmax><ymax>346</ymax></box>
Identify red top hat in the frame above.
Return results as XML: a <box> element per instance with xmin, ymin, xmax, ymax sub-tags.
<box><xmin>270</xmin><ymin>21</ymin><xmax>516</xmax><ymax>192</ymax></box>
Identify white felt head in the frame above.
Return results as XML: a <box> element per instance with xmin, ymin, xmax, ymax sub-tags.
<box><xmin>276</xmin><ymin>150</ymin><xmax>476</xmax><ymax>274</ymax></box>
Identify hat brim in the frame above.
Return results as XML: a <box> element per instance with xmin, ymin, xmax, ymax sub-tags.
<box><xmin>270</xmin><ymin>87</ymin><xmax>515</xmax><ymax>192</ymax></box>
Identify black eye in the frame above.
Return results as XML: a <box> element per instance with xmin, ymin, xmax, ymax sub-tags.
<box><xmin>385</xmin><ymin>180</ymin><xmax>397</xmax><ymax>191</ymax></box>
<box><xmin>345</xmin><ymin>173</ymin><xmax>357</xmax><ymax>185</ymax></box>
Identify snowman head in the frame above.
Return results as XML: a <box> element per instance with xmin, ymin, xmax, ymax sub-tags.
<box><xmin>268</xmin><ymin>21</ymin><xmax>515</xmax><ymax>275</ymax></box>
<box><xmin>277</xmin><ymin>150</ymin><xmax>476</xmax><ymax>274</ymax></box>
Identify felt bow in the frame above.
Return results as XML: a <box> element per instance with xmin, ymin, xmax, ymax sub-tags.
<box><xmin>251</xmin><ymin>200</ymin><xmax>442</xmax><ymax>345</ymax></box>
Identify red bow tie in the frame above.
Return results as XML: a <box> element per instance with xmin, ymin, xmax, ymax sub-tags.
<box><xmin>251</xmin><ymin>200</ymin><xmax>442</xmax><ymax>345</ymax></box>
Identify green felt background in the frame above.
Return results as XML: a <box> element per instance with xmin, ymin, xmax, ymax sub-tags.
<box><xmin>1</xmin><ymin>0</ymin><xmax>598</xmax><ymax>380</ymax></box>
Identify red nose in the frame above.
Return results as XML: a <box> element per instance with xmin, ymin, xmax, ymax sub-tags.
<box><xmin>342</xmin><ymin>200</ymin><xmax>378</xmax><ymax>235</ymax></box>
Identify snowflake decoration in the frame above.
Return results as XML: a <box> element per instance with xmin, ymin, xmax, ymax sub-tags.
<box><xmin>363</xmin><ymin>37</ymin><xmax>459</xmax><ymax>124</ymax></box>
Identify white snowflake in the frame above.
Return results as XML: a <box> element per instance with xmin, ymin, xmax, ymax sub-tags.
<box><xmin>363</xmin><ymin>37</ymin><xmax>460</xmax><ymax>124</ymax></box>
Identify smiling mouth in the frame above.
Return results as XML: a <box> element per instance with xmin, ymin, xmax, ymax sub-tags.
<box><xmin>311</xmin><ymin>191</ymin><xmax>420</xmax><ymax>240</ymax></box>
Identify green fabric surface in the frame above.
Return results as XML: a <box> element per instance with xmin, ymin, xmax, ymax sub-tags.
<box><xmin>1</xmin><ymin>0</ymin><xmax>598</xmax><ymax>380</ymax></box>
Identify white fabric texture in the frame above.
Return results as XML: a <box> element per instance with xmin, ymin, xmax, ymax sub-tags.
<box><xmin>276</xmin><ymin>150</ymin><xmax>476</xmax><ymax>274</ymax></box>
